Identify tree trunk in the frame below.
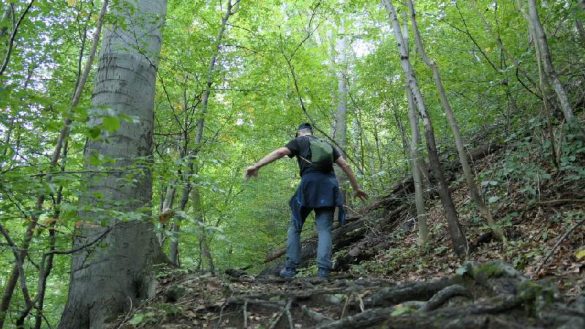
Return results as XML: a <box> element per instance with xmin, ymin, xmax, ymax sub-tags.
<box><xmin>382</xmin><ymin>0</ymin><xmax>468</xmax><ymax>257</ymax></box>
<box><xmin>0</xmin><ymin>10</ymin><xmax>103</xmax><ymax>320</ymax></box>
<box><xmin>159</xmin><ymin>182</ymin><xmax>176</xmax><ymax>245</ymax></box>
<box><xmin>406</xmin><ymin>85</ymin><xmax>428</xmax><ymax>246</ymax></box>
<box><xmin>525</xmin><ymin>0</ymin><xmax>575</xmax><ymax>123</ymax></box>
<box><xmin>168</xmin><ymin>0</ymin><xmax>238</xmax><ymax>267</ymax></box>
<box><xmin>191</xmin><ymin>187</ymin><xmax>215</xmax><ymax>272</ymax></box>
<box><xmin>407</xmin><ymin>0</ymin><xmax>503</xmax><ymax>242</ymax></box>
<box><xmin>576</xmin><ymin>0</ymin><xmax>585</xmax><ymax>45</ymax></box>
<box><xmin>0</xmin><ymin>4</ymin><xmax>13</xmax><ymax>39</ymax></box>
<box><xmin>33</xmin><ymin>143</ymin><xmax>68</xmax><ymax>329</ymax></box>
<box><xmin>333</xmin><ymin>25</ymin><xmax>350</xmax><ymax>191</ymax></box>
<box><xmin>401</xmin><ymin>9</ymin><xmax>427</xmax><ymax>246</ymax></box>
<box><xmin>57</xmin><ymin>0</ymin><xmax>167</xmax><ymax>328</ymax></box>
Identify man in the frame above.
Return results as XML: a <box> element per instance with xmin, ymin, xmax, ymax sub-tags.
<box><xmin>245</xmin><ymin>123</ymin><xmax>367</xmax><ymax>279</ymax></box>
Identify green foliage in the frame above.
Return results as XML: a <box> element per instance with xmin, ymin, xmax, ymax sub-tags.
<box><xmin>0</xmin><ymin>0</ymin><xmax>583</xmax><ymax>327</ymax></box>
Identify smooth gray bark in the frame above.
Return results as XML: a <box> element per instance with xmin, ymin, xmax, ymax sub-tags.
<box><xmin>401</xmin><ymin>9</ymin><xmax>427</xmax><ymax>246</ymax></box>
<box><xmin>382</xmin><ymin>0</ymin><xmax>468</xmax><ymax>257</ymax></box>
<box><xmin>332</xmin><ymin>23</ymin><xmax>350</xmax><ymax>191</ymax></box>
<box><xmin>334</xmin><ymin>33</ymin><xmax>348</xmax><ymax>152</ymax></box>
<box><xmin>525</xmin><ymin>0</ymin><xmax>575</xmax><ymax>123</ymax></box>
<box><xmin>58</xmin><ymin>0</ymin><xmax>167</xmax><ymax>328</ymax></box>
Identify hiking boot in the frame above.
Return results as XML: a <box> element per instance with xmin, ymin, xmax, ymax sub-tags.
<box><xmin>279</xmin><ymin>267</ymin><xmax>296</xmax><ymax>279</ymax></box>
<box><xmin>317</xmin><ymin>268</ymin><xmax>330</xmax><ymax>279</ymax></box>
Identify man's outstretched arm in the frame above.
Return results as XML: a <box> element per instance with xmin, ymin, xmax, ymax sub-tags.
<box><xmin>245</xmin><ymin>147</ymin><xmax>291</xmax><ymax>178</ymax></box>
<box><xmin>335</xmin><ymin>157</ymin><xmax>368</xmax><ymax>201</ymax></box>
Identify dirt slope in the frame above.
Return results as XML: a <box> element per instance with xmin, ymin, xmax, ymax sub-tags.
<box><xmin>111</xmin><ymin>122</ymin><xmax>584</xmax><ymax>328</ymax></box>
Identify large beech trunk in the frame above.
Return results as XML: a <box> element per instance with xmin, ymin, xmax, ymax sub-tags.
<box><xmin>57</xmin><ymin>0</ymin><xmax>167</xmax><ymax>328</ymax></box>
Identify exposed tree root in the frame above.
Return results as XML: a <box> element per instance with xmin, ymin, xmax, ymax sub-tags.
<box><xmin>366</xmin><ymin>277</ymin><xmax>457</xmax><ymax>307</ymax></box>
<box><xmin>422</xmin><ymin>284</ymin><xmax>471</xmax><ymax>311</ymax></box>
<box><xmin>108</xmin><ymin>261</ymin><xmax>583</xmax><ymax>329</ymax></box>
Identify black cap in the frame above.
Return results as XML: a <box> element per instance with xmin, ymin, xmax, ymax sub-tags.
<box><xmin>297</xmin><ymin>122</ymin><xmax>312</xmax><ymax>131</ymax></box>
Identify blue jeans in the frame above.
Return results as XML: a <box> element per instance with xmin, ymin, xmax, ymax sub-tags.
<box><xmin>285</xmin><ymin>207</ymin><xmax>334</xmax><ymax>272</ymax></box>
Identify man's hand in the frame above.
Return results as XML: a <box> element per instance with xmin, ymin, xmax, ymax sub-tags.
<box><xmin>245</xmin><ymin>165</ymin><xmax>259</xmax><ymax>179</ymax></box>
<box><xmin>245</xmin><ymin>148</ymin><xmax>290</xmax><ymax>180</ymax></box>
<box><xmin>355</xmin><ymin>189</ymin><xmax>368</xmax><ymax>201</ymax></box>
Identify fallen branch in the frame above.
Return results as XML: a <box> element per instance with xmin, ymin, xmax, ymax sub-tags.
<box><xmin>301</xmin><ymin>305</ymin><xmax>332</xmax><ymax>323</ymax></box>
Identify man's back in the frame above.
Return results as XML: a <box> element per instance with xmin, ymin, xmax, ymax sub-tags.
<box><xmin>285</xmin><ymin>135</ymin><xmax>341</xmax><ymax>176</ymax></box>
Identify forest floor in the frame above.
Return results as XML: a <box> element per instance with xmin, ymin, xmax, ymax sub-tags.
<box><xmin>110</xmin><ymin>121</ymin><xmax>584</xmax><ymax>329</ymax></box>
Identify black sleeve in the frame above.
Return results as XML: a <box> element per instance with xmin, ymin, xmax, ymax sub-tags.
<box><xmin>285</xmin><ymin>139</ymin><xmax>299</xmax><ymax>158</ymax></box>
<box><xmin>332</xmin><ymin>145</ymin><xmax>341</xmax><ymax>161</ymax></box>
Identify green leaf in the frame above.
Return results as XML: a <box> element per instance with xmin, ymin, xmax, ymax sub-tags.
<box><xmin>128</xmin><ymin>313</ymin><xmax>144</xmax><ymax>325</ymax></box>
<box><xmin>88</xmin><ymin>127</ymin><xmax>101</xmax><ymax>139</ymax></box>
<box><xmin>576</xmin><ymin>248</ymin><xmax>585</xmax><ymax>261</ymax></box>
<box><xmin>102</xmin><ymin>116</ymin><xmax>121</xmax><ymax>132</ymax></box>
<box><xmin>488</xmin><ymin>196</ymin><xmax>500</xmax><ymax>204</ymax></box>
<box><xmin>390</xmin><ymin>304</ymin><xmax>414</xmax><ymax>316</ymax></box>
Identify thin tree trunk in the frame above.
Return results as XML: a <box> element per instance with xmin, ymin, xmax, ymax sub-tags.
<box><xmin>57</xmin><ymin>0</ymin><xmax>167</xmax><ymax>327</ymax></box>
<box><xmin>406</xmin><ymin>85</ymin><xmax>428</xmax><ymax>246</ymax></box>
<box><xmin>191</xmin><ymin>187</ymin><xmax>214</xmax><ymax>272</ymax></box>
<box><xmin>525</xmin><ymin>0</ymin><xmax>575</xmax><ymax>123</ymax></box>
<box><xmin>0</xmin><ymin>3</ymin><xmax>13</xmax><ymax>39</ymax></box>
<box><xmin>333</xmin><ymin>28</ymin><xmax>350</xmax><ymax>185</ymax></box>
<box><xmin>382</xmin><ymin>0</ymin><xmax>468</xmax><ymax>257</ymax></box>
<box><xmin>33</xmin><ymin>143</ymin><xmax>68</xmax><ymax>329</ymax></box>
<box><xmin>334</xmin><ymin>33</ymin><xmax>348</xmax><ymax>151</ymax></box>
<box><xmin>577</xmin><ymin>20</ymin><xmax>585</xmax><ymax>44</ymax></box>
<box><xmin>0</xmin><ymin>3</ymin><xmax>109</xmax><ymax>327</ymax></box>
<box><xmin>407</xmin><ymin>0</ymin><xmax>503</xmax><ymax>242</ymax></box>
<box><xmin>15</xmin><ymin>140</ymin><xmax>69</xmax><ymax>329</ymax></box>
<box><xmin>401</xmin><ymin>9</ymin><xmax>427</xmax><ymax>246</ymax></box>
<box><xmin>527</xmin><ymin>11</ymin><xmax>560</xmax><ymax>169</ymax></box>
<box><xmin>170</xmin><ymin>0</ymin><xmax>240</xmax><ymax>267</ymax></box>
<box><xmin>0</xmin><ymin>0</ymin><xmax>35</xmax><ymax>77</ymax></box>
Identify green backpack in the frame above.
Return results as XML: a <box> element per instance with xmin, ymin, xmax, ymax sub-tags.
<box><xmin>305</xmin><ymin>137</ymin><xmax>334</xmax><ymax>171</ymax></box>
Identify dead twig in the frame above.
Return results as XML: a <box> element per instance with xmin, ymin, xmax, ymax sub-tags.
<box><xmin>269</xmin><ymin>299</ymin><xmax>292</xmax><ymax>329</ymax></box>
<box><xmin>340</xmin><ymin>293</ymin><xmax>352</xmax><ymax>318</ymax></box>
<box><xmin>535</xmin><ymin>218</ymin><xmax>585</xmax><ymax>275</ymax></box>
<box><xmin>114</xmin><ymin>297</ymin><xmax>134</xmax><ymax>329</ymax></box>
<box><xmin>243</xmin><ymin>299</ymin><xmax>248</xmax><ymax>328</ymax></box>
<box><xmin>537</xmin><ymin>199</ymin><xmax>585</xmax><ymax>206</ymax></box>
<box><xmin>285</xmin><ymin>300</ymin><xmax>294</xmax><ymax>328</ymax></box>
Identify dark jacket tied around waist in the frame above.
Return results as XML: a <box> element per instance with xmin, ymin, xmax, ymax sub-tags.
<box><xmin>289</xmin><ymin>172</ymin><xmax>345</xmax><ymax>230</ymax></box>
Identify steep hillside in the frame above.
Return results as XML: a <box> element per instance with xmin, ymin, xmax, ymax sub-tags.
<box><xmin>110</xmin><ymin>119</ymin><xmax>584</xmax><ymax>328</ymax></box>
